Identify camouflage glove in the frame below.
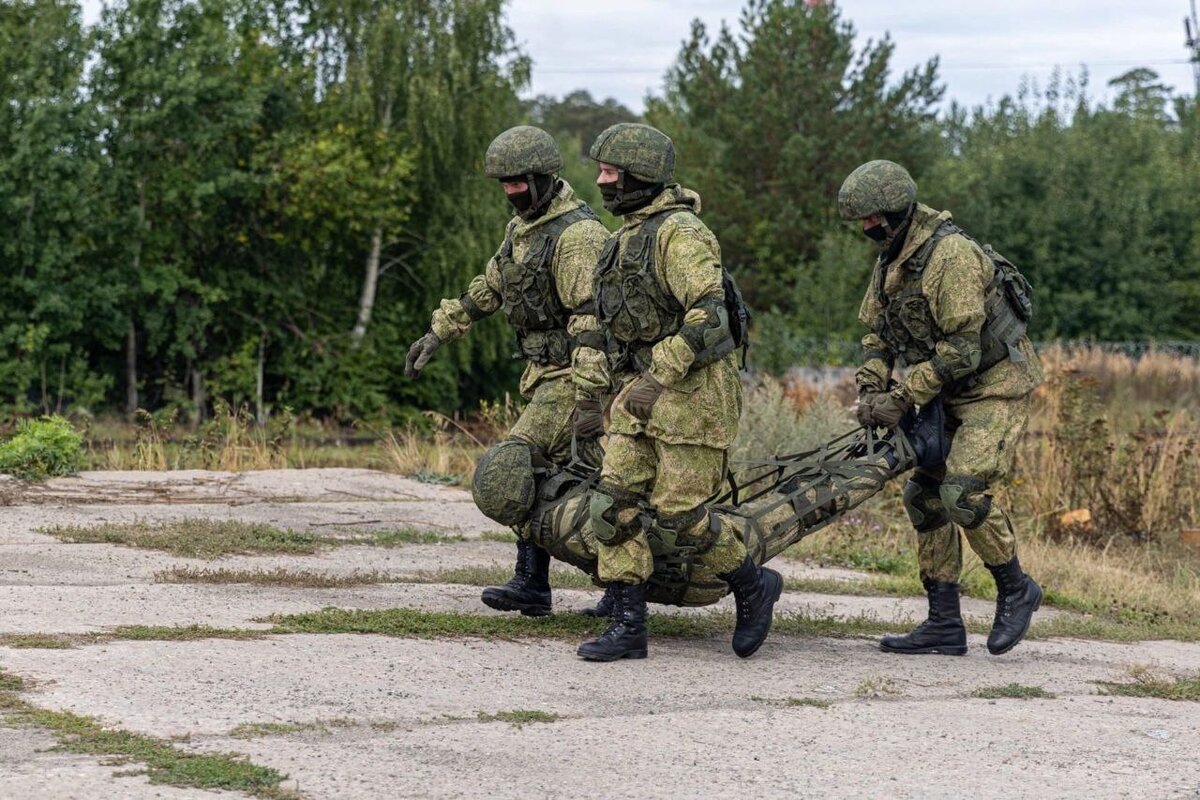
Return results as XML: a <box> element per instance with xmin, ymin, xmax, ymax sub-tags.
<box><xmin>573</xmin><ymin>397</ymin><xmax>606</xmax><ymax>439</ymax></box>
<box><xmin>623</xmin><ymin>374</ymin><xmax>665</xmax><ymax>421</ymax></box>
<box><xmin>404</xmin><ymin>331</ymin><xmax>441</xmax><ymax>379</ymax></box>
<box><xmin>856</xmin><ymin>390</ymin><xmax>912</xmax><ymax>428</ymax></box>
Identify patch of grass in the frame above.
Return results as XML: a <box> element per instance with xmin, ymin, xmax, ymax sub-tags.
<box><xmin>108</xmin><ymin>624</ymin><xmax>266</xmax><ymax>642</ymax></box>
<box><xmin>475</xmin><ymin>709</ymin><xmax>559</xmax><ymax>728</ymax></box>
<box><xmin>0</xmin><ymin>633</ymin><xmax>78</xmax><ymax>649</ymax></box>
<box><xmin>852</xmin><ymin>676</ymin><xmax>903</xmax><ymax>699</ymax></box>
<box><xmin>267</xmin><ymin>606</ymin><xmax>909</xmax><ymax>642</ymax></box>
<box><xmin>0</xmin><ymin>416</ymin><xmax>83</xmax><ymax>481</ymax></box>
<box><xmin>2</xmin><ymin>626</ymin><xmax>264</xmax><ymax>650</ymax></box>
<box><xmin>0</xmin><ymin>667</ymin><xmax>26</xmax><ymax>692</ymax></box>
<box><xmin>1096</xmin><ymin>667</ymin><xmax>1200</xmax><ymax>701</ymax></box>
<box><xmin>969</xmin><ymin>683</ymin><xmax>1057</xmax><ymax>700</ymax></box>
<box><xmin>1023</xmin><ymin>615</ymin><xmax>1200</xmax><ymax>643</ymax></box>
<box><xmin>480</xmin><ymin>530</ymin><xmax>519</xmax><ymax>543</ymax></box>
<box><xmin>343</xmin><ymin>528</ymin><xmax>465</xmax><ymax>547</ymax></box>
<box><xmin>39</xmin><ymin>519</ymin><xmax>323</xmax><ymax>559</ymax></box>
<box><xmin>406</xmin><ymin>565</ymin><xmax>597</xmax><ymax>590</ymax></box>
<box><xmin>782</xmin><ymin>576</ymin><xmax>923</xmax><ymax>598</ymax></box>
<box><xmin>752</xmin><ymin>695</ymin><xmax>832</xmax><ymax>709</ymax></box>
<box><xmin>785</xmin><ymin>696</ymin><xmax>833</xmax><ymax>708</ymax></box>
<box><xmin>0</xmin><ymin>693</ymin><xmax>294</xmax><ymax>798</ymax></box>
<box><xmin>157</xmin><ymin>566</ymin><xmax>391</xmax><ymax>588</ymax></box>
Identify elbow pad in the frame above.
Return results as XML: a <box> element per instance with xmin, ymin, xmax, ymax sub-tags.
<box><xmin>678</xmin><ymin>297</ymin><xmax>735</xmax><ymax>369</ymax></box>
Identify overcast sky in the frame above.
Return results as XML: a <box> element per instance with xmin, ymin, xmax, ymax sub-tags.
<box><xmin>80</xmin><ymin>0</ymin><xmax>1198</xmax><ymax>112</ymax></box>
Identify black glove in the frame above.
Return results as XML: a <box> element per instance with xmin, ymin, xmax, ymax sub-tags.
<box><xmin>404</xmin><ymin>332</ymin><xmax>441</xmax><ymax>378</ymax></box>
<box><xmin>573</xmin><ymin>397</ymin><xmax>606</xmax><ymax>439</ymax></box>
<box><xmin>623</xmin><ymin>374</ymin><xmax>665</xmax><ymax>421</ymax></box>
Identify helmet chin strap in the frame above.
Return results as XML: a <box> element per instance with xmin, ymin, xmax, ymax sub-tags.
<box><xmin>615</xmin><ymin>169</ymin><xmax>661</xmax><ymax>207</ymax></box>
<box><xmin>517</xmin><ymin>174</ymin><xmax>558</xmax><ymax>220</ymax></box>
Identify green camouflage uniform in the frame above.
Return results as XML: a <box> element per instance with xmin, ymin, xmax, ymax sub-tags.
<box><xmin>856</xmin><ymin>203</ymin><xmax>1044</xmax><ymax>583</ymax></box>
<box><xmin>427</xmin><ymin>179</ymin><xmax>609</xmax><ymax>467</ymax></box>
<box><xmin>592</xmin><ymin>185</ymin><xmax>745</xmax><ymax>583</ymax></box>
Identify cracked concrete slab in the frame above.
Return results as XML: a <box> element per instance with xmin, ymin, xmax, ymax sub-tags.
<box><xmin>1</xmin><ymin>468</ymin><xmax>1196</xmax><ymax>799</ymax></box>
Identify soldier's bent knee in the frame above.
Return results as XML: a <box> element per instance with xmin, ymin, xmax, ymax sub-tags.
<box><xmin>903</xmin><ymin>473</ymin><xmax>948</xmax><ymax>532</ymax></box>
<box><xmin>658</xmin><ymin>507</ymin><xmax>719</xmax><ymax>552</ymax></box>
<box><xmin>939</xmin><ymin>475</ymin><xmax>992</xmax><ymax>529</ymax></box>
<box><xmin>590</xmin><ymin>482</ymin><xmax>645</xmax><ymax>546</ymax></box>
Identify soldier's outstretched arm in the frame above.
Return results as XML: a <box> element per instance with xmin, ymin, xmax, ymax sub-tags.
<box><xmin>405</xmin><ymin>237</ymin><xmax>506</xmax><ymax>379</ymax></box>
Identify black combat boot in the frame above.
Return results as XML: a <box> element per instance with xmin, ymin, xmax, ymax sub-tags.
<box><xmin>480</xmin><ymin>539</ymin><xmax>552</xmax><ymax>617</ymax></box>
<box><xmin>986</xmin><ymin>556</ymin><xmax>1043</xmax><ymax>655</ymax></box>
<box><xmin>579</xmin><ymin>584</ymin><xmax>618</xmax><ymax>618</ymax></box>
<box><xmin>879</xmin><ymin>579</ymin><xmax>968</xmax><ymax>656</ymax></box>
<box><xmin>576</xmin><ymin>582</ymin><xmax>648</xmax><ymax>661</ymax></box>
<box><xmin>720</xmin><ymin>556</ymin><xmax>784</xmax><ymax>658</ymax></box>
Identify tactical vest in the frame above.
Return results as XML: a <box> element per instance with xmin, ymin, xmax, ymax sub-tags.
<box><xmin>494</xmin><ymin>204</ymin><xmax>600</xmax><ymax>367</ymax></box>
<box><xmin>595</xmin><ymin>209</ymin><xmax>750</xmax><ymax>373</ymax></box>
<box><xmin>875</xmin><ymin>221</ymin><xmax>1033</xmax><ymax>376</ymax></box>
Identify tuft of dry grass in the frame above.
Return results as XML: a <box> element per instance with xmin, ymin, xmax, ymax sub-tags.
<box><xmin>1036</xmin><ymin>344</ymin><xmax>1200</xmax><ymax>408</ymax></box>
<box><xmin>39</xmin><ymin>519</ymin><xmax>324</xmax><ymax>559</ymax></box>
<box><xmin>1096</xmin><ymin>665</ymin><xmax>1200</xmax><ymax>701</ymax></box>
<box><xmin>156</xmin><ymin>567</ymin><xmax>392</xmax><ymax>588</ymax></box>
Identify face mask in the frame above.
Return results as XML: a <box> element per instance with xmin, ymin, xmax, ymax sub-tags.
<box><xmin>506</xmin><ymin>188</ymin><xmax>534</xmax><ymax>214</ymax></box>
<box><xmin>863</xmin><ymin>224</ymin><xmax>888</xmax><ymax>243</ymax></box>
<box><xmin>503</xmin><ymin>174</ymin><xmax>557</xmax><ymax>219</ymax></box>
<box><xmin>598</xmin><ymin>181</ymin><xmax>620</xmax><ymax>209</ymax></box>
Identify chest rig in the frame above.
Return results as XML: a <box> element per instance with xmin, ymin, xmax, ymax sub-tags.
<box><xmin>594</xmin><ymin>210</ymin><xmax>686</xmax><ymax>373</ymax></box>
<box><xmin>875</xmin><ymin>222</ymin><xmax>1033</xmax><ymax>375</ymax></box>
<box><xmin>495</xmin><ymin>204</ymin><xmax>600</xmax><ymax>367</ymax></box>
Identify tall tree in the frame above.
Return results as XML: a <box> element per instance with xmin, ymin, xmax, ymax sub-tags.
<box><xmin>646</xmin><ymin>0</ymin><xmax>943</xmax><ymax>325</ymax></box>
<box><xmin>0</xmin><ymin>0</ymin><xmax>114</xmax><ymax>413</ymax></box>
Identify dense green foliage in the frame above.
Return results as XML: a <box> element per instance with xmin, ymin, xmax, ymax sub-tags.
<box><xmin>0</xmin><ymin>416</ymin><xmax>84</xmax><ymax>480</ymax></box>
<box><xmin>0</xmin><ymin>0</ymin><xmax>1196</xmax><ymax>417</ymax></box>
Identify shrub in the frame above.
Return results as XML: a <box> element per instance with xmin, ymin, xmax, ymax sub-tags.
<box><xmin>0</xmin><ymin>416</ymin><xmax>84</xmax><ymax>481</ymax></box>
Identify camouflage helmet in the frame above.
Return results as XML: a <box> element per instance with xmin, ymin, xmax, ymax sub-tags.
<box><xmin>588</xmin><ymin>123</ymin><xmax>675</xmax><ymax>183</ymax></box>
<box><xmin>484</xmin><ymin>126</ymin><xmax>563</xmax><ymax>179</ymax></box>
<box><xmin>471</xmin><ymin>439</ymin><xmax>540</xmax><ymax>527</ymax></box>
<box><xmin>837</xmin><ymin>160</ymin><xmax>918</xmax><ymax>220</ymax></box>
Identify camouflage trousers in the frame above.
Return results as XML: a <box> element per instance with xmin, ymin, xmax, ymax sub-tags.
<box><xmin>595</xmin><ymin>433</ymin><xmax>746</xmax><ymax>584</ymax></box>
<box><xmin>906</xmin><ymin>393</ymin><xmax>1031</xmax><ymax>583</ymax></box>
<box><xmin>506</xmin><ymin>376</ymin><xmax>576</xmax><ymax>541</ymax></box>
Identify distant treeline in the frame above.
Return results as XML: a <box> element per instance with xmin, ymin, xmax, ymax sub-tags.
<box><xmin>1</xmin><ymin>0</ymin><xmax>1197</xmax><ymax>419</ymax></box>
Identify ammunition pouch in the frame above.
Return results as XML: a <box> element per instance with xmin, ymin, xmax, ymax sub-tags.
<box><xmin>516</xmin><ymin>328</ymin><xmax>574</xmax><ymax>366</ymax></box>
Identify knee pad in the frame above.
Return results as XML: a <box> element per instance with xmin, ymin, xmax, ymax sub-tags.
<box><xmin>903</xmin><ymin>472</ymin><xmax>948</xmax><ymax>532</ymax></box>
<box><xmin>472</xmin><ymin>439</ymin><xmax>546</xmax><ymax>527</ymax></box>
<box><xmin>589</xmin><ymin>482</ymin><xmax>645</xmax><ymax>546</ymax></box>
<box><xmin>658</xmin><ymin>507</ymin><xmax>719</xmax><ymax>553</ymax></box>
<box><xmin>939</xmin><ymin>475</ymin><xmax>993</xmax><ymax>529</ymax></box>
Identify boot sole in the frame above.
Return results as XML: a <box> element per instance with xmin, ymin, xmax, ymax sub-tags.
<box><xmin>879</xmin><ymin>642</ymin><xmax>968</xmax><ymax>656</ymax></box>
<box><xmin>480</xmin><ymin>591</ymin><xmax>552</xmax><ymax>618</ymax></box>
<box><xmin>987</xmin><ymin>583</ymin><xmax>1044</xmax><ymax>655</ymax></box>
<box><xmin>577</xmin><ymin>647</ymin><xmax>648</xmax><ymax>662</ymax></box>
<box><xmin>734</xmin><ymin>569</ymin><xmax>784</xmax><ymax>659</ymax></box>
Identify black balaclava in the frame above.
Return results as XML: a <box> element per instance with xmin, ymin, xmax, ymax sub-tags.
<box><xmin>599</xmin><ymin>170</ymin><xmax>664</xmax><ymax>215</ymax></box>
<box><xmin>504</xmin><ymin>174</ymin><xmax>559</xmax><ymax>220</ymax></box>
<box><xmin>866</xmin><ymin>204</ymin><xmax>916</xmax><ymax>262</ymax></box>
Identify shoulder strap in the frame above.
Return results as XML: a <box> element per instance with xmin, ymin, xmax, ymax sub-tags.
<box><xmin>906</xmin><ymin>221</ymin><xmax>961</xmax><ymax>275</ymax></box>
